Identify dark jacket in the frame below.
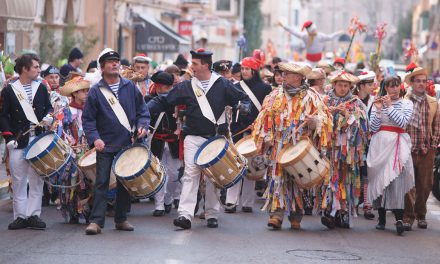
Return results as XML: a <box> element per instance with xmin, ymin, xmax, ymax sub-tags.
<box><xmin>0</xmin><ymin>79</ymin><xmax>53</xmax><ymax>149</ymax></box>
<box><xmin>164</xmin><ymin>76</ymin><xmax>251</xmax><ymax>137</ymax></box>
<box><xmin>231</xmin><ymin>75</ymin><xmax>272</xmax><ymax>141</ymax></box>
<box><xmin>145</xmin><ymin>94</ymin><xmax>179</xmax><ymax>159</ymax></box>
<box><xmin>82</xmin><ymin>77</ymin><xmax>150</xmax><ymax>153</ymax></box>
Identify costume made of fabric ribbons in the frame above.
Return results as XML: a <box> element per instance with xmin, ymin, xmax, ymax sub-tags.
<box><xmin>322</xmin><ymin>90</ymin><xmax>368</xmax><ymax>218</ymax></box>
<box><xmin>252</xmin><ymin>86</ymin><xmax>332</xmax><ymax>215</ymax></box>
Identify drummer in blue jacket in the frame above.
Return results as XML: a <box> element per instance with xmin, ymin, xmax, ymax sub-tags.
<box><xmin>157</xmin><ymin>48</ymin><xmax>251</xmax><ymax>230</ymax></box>
<box><xmin>82</xmin><ymin>48</ymin><xmax>150</xmax><ymax>235</ymax></box>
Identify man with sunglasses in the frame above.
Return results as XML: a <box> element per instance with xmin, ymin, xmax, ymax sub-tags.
<box><xmin>403</xmin><ymin>63</ymin><xmax>440</xmax><ymax>230</ymax></box>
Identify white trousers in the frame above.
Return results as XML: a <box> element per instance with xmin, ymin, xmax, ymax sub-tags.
<box><xmin>154</xmin><ymin>143</ymin><xmax>181</xmax><ymax>210</ymax></box>
<box><xmin>178</xmin><ymin>135</ymin><xmax>220</xmax><ymax>220</ymax></box>
<box><xmin>226</xmin><ymin>177</ymin><xmax>256</xmax><ymax>207</ymax></box>
<box><xmin>9</xmin><ymin>143</ymin><xmax>44</xmax><ymax>220</ymax></box>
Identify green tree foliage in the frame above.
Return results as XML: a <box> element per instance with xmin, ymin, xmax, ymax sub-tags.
<box><xmin>38</xmin><ymin>24</ymin><xmax>99</xmax><ymax>66</ymax></box>
<box><xmin>244</xmin><ymin>0</ymin><xmax>263</xmax><ymax>56</ymax></box>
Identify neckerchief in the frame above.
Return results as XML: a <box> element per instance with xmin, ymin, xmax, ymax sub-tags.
<box><xmin>283</xmin><ymin>82</ymin><xmax>309</xmax><ymax>97</ymax></box>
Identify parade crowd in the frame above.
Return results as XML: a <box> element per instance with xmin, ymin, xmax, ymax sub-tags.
<box><xmin>1</xmin><ymin>21</ymin><xmax>439</xmax><ymax>238</ymax></box>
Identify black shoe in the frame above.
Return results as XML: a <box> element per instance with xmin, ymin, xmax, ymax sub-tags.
<box><xmin>364</xmin><ymin>210</ymin><xmax>375</xmax><ymax>220</ymax></box>
<box><xmin>27</xmin><ymin>215</ymin><xmax>46</xmax><ymax>230</ymax></box>
<box><xmin>403</xmin><ymin>222</ymin><xmax>412</xmax><ymax>231</ymax></box>
<box><xmin>207</xmin><ymin>218</ymin><xmax>218</xmax><ymax>228</ymax></box>
<box><xmin>376</xmin><ymin>223</ymin><xmax>385</xmax><ymax>230</ymax></box>
<box><xmin>396</xmin><ymin>220</ymin><xmax>404</xmax><ymax>235</ymax></box>
<box><xmin>164</xmin><ymin>204</ymin><xmax>172</xmax><ymax>213</ymax></box>
<box><xmin>173</xmin><ymin>199</ymin><xmax>180</xmax><ymax>209</ymax></box>
<box><xmin>224</xmin><ymin>204</ymin><xmax>236</xmax><ymax>213</ymax></box>
<box><xmin>153</xmin><ymin>210</ymin><xmax>165</xmax><ymax>217</ymax></box>
<box><xmin>321</xmin><ymin>216</ymin><xmax>335</xmax><ymax>229</ymax></box>
<box><xmin>174</xmin><ymin>216</ymin><xmax>191</xmax><ymax>229</ymax></box>
<box><xmin>242</xmin><ymin>206</ymin><xmax>253</xmax><ymax>213</ymax></box>
<box><xmin>304</xmin><ymin>208</ymin><xmax>313</xmax><ymax>215</ymax></box>
<box><xmin>8</xmin><ymin>217</ymin><xmax>28</xmax><ymax>230</ymax></box>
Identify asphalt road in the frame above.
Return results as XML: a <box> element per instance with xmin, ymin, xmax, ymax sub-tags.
<box><xmin>1</xmin><ymin>194</ymin><xmax>440</xmax><ymax>264</ymax></box>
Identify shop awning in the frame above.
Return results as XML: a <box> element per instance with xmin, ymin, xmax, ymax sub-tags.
<box><xmin>0</xmin><ymin>0</ymin><xmax>35</xmax><ymax>31</ymax></box>
<box><xmin>134</xmin><ymin>13</ymin><xmax>190</xmax><ymax>53</ymax></box>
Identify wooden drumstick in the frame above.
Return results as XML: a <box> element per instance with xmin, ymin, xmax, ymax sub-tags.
<box><xmin>22</xmin><ymin>106</ymin><xmax>66</xmax><ymax>136</ymax></box>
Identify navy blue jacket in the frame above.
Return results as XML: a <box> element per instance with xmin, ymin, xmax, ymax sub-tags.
<box><xmin>164</xmin><ymin>76</ymin><xmax>251</xmax><ymax>137</ymax></box>
<box><xmin>0</xmin><ymin>80</ymin><xmax>53</xmax><ymax>149</ymax></box>
<box><xmin>82</xmin><ymin>77</ymin><xmax>150</xmax><ymax>153</ymax></box>
<box><xmin>231</xmin><ymin>76</ymin><xmax>272</xmax><ymax>141</ymax></box>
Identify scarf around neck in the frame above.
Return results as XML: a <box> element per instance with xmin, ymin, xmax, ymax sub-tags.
<box><xmin>283</xmin><ymin>82</ymin><xmax>309</xmax><ymax>96</ymax></box>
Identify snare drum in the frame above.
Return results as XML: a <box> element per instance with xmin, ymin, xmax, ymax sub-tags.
<box><xmin>24</xmin><ymin>132</ymin><xmax>72</xmax><ymax>178</ymax></box>
<box><xmin>235</xmin><ymin>135</ymin><xmax>267</xmax><ymax>181</ymax></box>
<box><xmin>78</xmin><ymin>148</ymin><xmax>117</xmax><ymax>189</ymax></box>
<box><xmin>277</xmin><ymin>138</ymin><xmax>329</xmax><ymax>189</ymax></box>
<box><xmin>112</xmin><ymin>143</ymin><xmax>166</xmax><ymax>198</ymax></box>
<box><xmin>194</xmin><ymin>136</ymin><xmax>247</xmax><ymax>189</ymax></box>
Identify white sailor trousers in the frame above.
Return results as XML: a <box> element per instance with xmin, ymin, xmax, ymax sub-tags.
<box><xmin>154</xmin><ymin>142</ymin><xmax>181</xmax><ymax>209</ymax></box>
<box><xmin>226</xmin><ymin>177</ymin><xmax>256</xmax><ymax>207</ymax></box>
<box><xmin>178</xmin><ymin>135</ymin><xmax>220</xmax><ymax>220</ymax></box>
<box><xmin>9</xmin><ymin>141</ymin><xmax>44</xmax><ymax>220</ymax></box>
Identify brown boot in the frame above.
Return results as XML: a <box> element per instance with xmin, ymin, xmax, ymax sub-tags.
<box><xmin>85</xmin><ymin>223</ymin><xmax>101</xmax><ymax>235</ymax></box>
<box><xmin>267</xmin><ymin>216</ymin><xmax>282</xmax><ymax>230</ymax></box>
<box><xmin>290</xmin><ymin>219</ymin><xmax>301</xmax><ymax>230</ymax></box>
<box><xmin>115</xmin><ymin>221</ymin><xmax>134</xmax><ymax>231</ymax></box>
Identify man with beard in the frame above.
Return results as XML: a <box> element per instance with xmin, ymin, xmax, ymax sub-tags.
<box><xmin>225</xmin><ymin>57</ymin><xmax>272</xmax><ymax>213</ymax></box>
<box><xmin>252</xmin><ymin>62</ymin><xmax>332</xmax><ymax>230</ymax></box>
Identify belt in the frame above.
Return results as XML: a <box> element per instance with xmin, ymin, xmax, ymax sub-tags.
<box><xmin>153</xmin><ymin>133</ymin><xmax>178</xmax><ymax>142</ymax></box>
<box><xmin>378</xmin><ymin>126</ymin><xmax>405</xmax><ymax>133</ymax></box>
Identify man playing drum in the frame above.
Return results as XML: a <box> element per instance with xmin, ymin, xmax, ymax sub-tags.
<box><xmin>0</xmin><ymin>53</ymin><xmax>53</xmax><ymax>230</ymax></box>
<box><xmin>320</xmin><ymin>71</ymin><xmax>368</xmax><ymax>229</ymax></box>
<box><xmin>82</xmin><ymin>49</ymin><xmax>150</xmax><ymax>235</ymax></box>
<box><xmin>252</xmin><ymin>62</ymin><xmax>332</xmax><ymax>230</ymax></box>
<box><xmin>157</xmin><ymin>48</ymin><xmax>251</xmax><ymax>229</ymax></box>
<box><xmin>225</xmin><ymin>57</ymin><xmax>272</xmax><ymax>213</ymax></box>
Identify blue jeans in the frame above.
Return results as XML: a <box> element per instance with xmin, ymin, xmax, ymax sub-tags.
<box><xmin>89</xmin><ymin>151</ymin><xmax>130</xmax><ymax>227</ymax></box>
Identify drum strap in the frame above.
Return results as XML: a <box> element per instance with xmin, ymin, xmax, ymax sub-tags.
<box><xmin>10</xmin><ymin>81</ymin><xmax>40</xmax><ymax>125</ymax></box>
<box><xmin>191</xmin><ymin>76</ymin><xmax>226</xmax><ymax>125</ymax></box>
<box><xmin>99</xmin><ymin>87</ymin><xmax>133</xmax><ymax>133</ymax></box>
<box><xmin>239</xmin><ymin>80</ymin><xmax>262</xmax><ymax>111</ymax></box>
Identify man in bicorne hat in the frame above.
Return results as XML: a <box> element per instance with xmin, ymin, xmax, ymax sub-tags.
<box><xmin>403</xmin><ymin>63</ymin><xmax>440</xmax><ymax>230</ymax></box>
<box><xmin>252</xmin><ymin>62</ymin><xmax>332</xmax><ymax>230</ymax></box>
<box><xmin>153</xmin><ymin>48</ymin><xmax>251</xmax><ymax>230</ymax></box>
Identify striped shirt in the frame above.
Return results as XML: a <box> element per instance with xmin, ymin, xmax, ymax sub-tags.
<box><xmin>109</xmin><ymin>82</ymin><xmax>120</xmax><ymax>99</ymax></box>
<box><xmin>200</xmin><ymin>80</ymin><xmax>210</xmax><ymax>93</ymax></box>
<box><xmin>23</xmin><ymin>83</ymin><xmax>33</xmax><ymax>103</ymax></box>
<box><xmin>369</xmin><ymin>99</ymin><xmax>413</xmax><ymax>133</ymax></box>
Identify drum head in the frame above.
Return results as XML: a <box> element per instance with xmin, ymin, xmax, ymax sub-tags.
<box><xmin>195</xmin><ymin>137</ymin><xmax>227</xmax><ymax>166</ymax></box>
<box><xmin>236</xmin><ymin>137</ymin><xmax>257</xmax><ymax>156</ymax></box>
<box><xmin>114</xmin><ymin>146</ymin><xmax>150</xmax><ymax>178</ymax></box>
<box><xmin>25</xmin><ymin>133</ymin><xmax>56</xmax><ymax>159</ymax></box>
<box><xmin>278</xmin><ymin>139</ymin><xmax>309</xmax><ymax>164</ymax></box>
<box><xmin>78</xmin><ymin>149</ymin><xmax>96</xmax><ymax>167</ymax></box>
